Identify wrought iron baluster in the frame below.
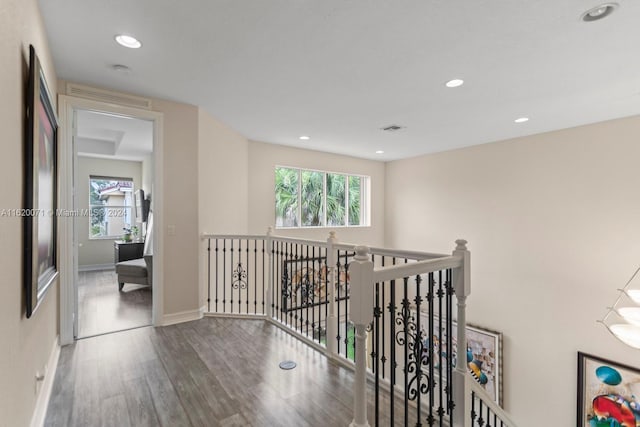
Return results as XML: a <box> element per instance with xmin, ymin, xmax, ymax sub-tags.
<box><xmin>374</xmin><ymin>280</ymin><xmax>381</xmax><ymax>427</ymax></box>
<box><xmin>308</xmin><ymin>245</ymin><xmax>313</xmax><ymax>336</ymax></box>
<box><xmin>471</xmin><ymin>391</ymin><xmax>477</xmax><ymax>426</ymax></box>
<box><xmin>271</xmin><ymin>241</ymin><xmax>275</xmax><ymax>318</ymax></box>
<box><xmin>230</xmin><ymin>239</ymin><xmax>234</xmax><ymax>313</ymax></box>
<box><xmin>401</xmin><ymin>276</ymin><xmax>409</xmax><ymax>424</ymax></box>
<box><xmin>414</xmin><ymin>274</ymin><xmax>425</xmax><ymax>427</ymax></box>
<box><xmin>388</xmin><ymin>276</ymin><xmax>396</xmax><ymax>425</ymax></box>
<box><xmin>446</xmin><ymin>269</ymin><xmax>454</xmax><ymax>415</ymax></box>
<box><xmin>206</xmin><ymin>238</ymin><xmax>211</xmax><ymax>312</ymax></box>
<box><xmin>293</xmin><ymin>243</ymin><xmax>298</xmax><ymax>330</ymax></box>
<box><xmin>423</xmin><ymin>272</ymin><xmax>432</xmax><ymax>427</ymax></box>
<box><xmin>223</xmin><ymin>239</ymin><xmax>227</xmax><ymax>312</ymax></box>
<box><xmin>309</xmin><ymin>245</ymin><xmax>314</xmax><ymax>339</ymax></box>
<box><xmin>478</xmin><ymin>400</ymin><xmax>485</xmax><ymax>427</ymax></box>
<box><xmin>381</xmin><ymin>256</ymin><xmax>386</xmax><ymax>381</ymax></box>
<box><xmin>336</xmin><ymin>250</ymin><xmax>341</xmax><ymax>354</ymax></box>
<box><xmin>288</xmin><ymin>242</ymin><xmax>293</xmax><ymax>324</ymax></box>
<box><xmin>322</xmin><ymin>247</ymin><xmax>327</xmax><ymax>345</ymax></box>
<box><xmin>246</xmin><ymin>239</ymin><xmax>250</xmax><ymax>314</ymax></box>
<box><xmin>215</xmin><ymin>239</ymin><xmax>219</xmax><ymax>312</ymax></box>
<box><xmin>274</xmin><ymin>241</ymin><xmax>278</xmax><ymax>319</ymax></box>
<box><xmin>280</xmin><ymin>241</ymin><xmax>288</xmax><ymax>322</ymax></box>
<box><xmin>344</xmin><ymin>252</ymin><xmax>351</xmax><ymax>360</ymax></box>
<box><xmin>253</xmin><ymin>239</ymin><xmax>257</xmax><ymax>314</ymax></box>
<box><xmin>231</xmin><ymin>240</ymin><xmax>247</xmax><ymax>314</ymax></box>
<box><xmin>262</xmin><ymin>239</ymin><xmax>265</xmax><ymax>314</ymax></box>
<box><xmin>437</xmin><ymin>270</ymin><xmax>444</xmax><ymax>425</ymax></box>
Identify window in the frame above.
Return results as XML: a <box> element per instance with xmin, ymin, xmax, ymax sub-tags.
<box><xmin>89</xmin><ymin>176</ymin><xmax>134</xmax><ymax>239</ymax></box>
<box><xmin>275</xmin><ymin>167</ymin><xmax>369</xmax><ymax>228</ymax></box>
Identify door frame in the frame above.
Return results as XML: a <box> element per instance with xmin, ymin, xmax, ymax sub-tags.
<box><xmin>58</xmin><ymin>94</ymin><xmax>164</xmax><ymax>345</ymax></box>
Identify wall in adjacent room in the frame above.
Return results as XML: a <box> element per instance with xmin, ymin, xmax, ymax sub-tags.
<box><xmin>76</xmin><ymin>157</ymin><xmax>142</xmax><ymax>268</ymax></box>
<box><xmin>385</xmin><ymin>115</ymin><xmax>640</xmax><ymax>427</ymax></box>
<box><xmin>248</xmin><ymin>141</ymin><xmax>385</xmax><ymax>247</ymax></box>
<box><xmin>0</xmin><ymin>0</ymin><xmax>60</xmax><ymax>425</ymax></box>
<box><xmin>141</xmin><ymin>153</ymin><xmax>153</xmax><ymax>196</ymax></box>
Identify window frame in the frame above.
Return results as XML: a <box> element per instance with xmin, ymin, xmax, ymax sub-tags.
<box><xmin>88</xmin><ymin>175</ymin><xmax>135</xmax><ymax>240</ymax></box>
<box><xmin>274</xmin><ymin>165</ymin><xmax>370</xmax><ymax>229</ymax></box>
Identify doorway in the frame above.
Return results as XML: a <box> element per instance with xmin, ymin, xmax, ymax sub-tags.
<box><xmin>58</xmin><ymin>93</ymin><xmax>164</xmax><ymax>345</ymax></box>
<box><xmin>74</xmin><ymin>110</ymin><xmax>154</xmax><ymax>338</ymax></box>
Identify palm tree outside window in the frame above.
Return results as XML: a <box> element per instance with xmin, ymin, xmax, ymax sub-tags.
<box><xmin>275</xmin><ymin>167</ymin><xmax>368</xmax><ymax>228</ymax></box>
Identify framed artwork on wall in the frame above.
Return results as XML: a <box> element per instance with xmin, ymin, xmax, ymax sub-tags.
<box><xmin>418</xmin><ymin>311</ymin><xmax>503</xmax><ymax>406</ymax></box>
<box><xmin>24</xmin><ymin>44</ymin><xmax>58</xmax><ymax>318</ymax></box>
<box><xmin>577</xmin><ymin>352</ymin><xmax>640</xmax><ymax>426</ymax></box>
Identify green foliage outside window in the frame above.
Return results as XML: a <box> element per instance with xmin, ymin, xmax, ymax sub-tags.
<box><xmin>275</xmin><ymin>167</ymin><xmax>366</xmax><ymax>228</ymax></box>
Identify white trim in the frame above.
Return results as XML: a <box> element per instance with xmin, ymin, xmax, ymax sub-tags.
<box><xmin>65</xmin><ymin>83</ymin><xmax>152</xmax><ymax>110</ymax></box>
<box><xmin>30</xmin><ymin>336</ymin><xmax>60</xmax><ymax>427</ymax></box>
<box><xmin>58</xmin><ymin>94</ymin><xmax>164</xmax><ymax>345</ymax></box>
<box><xmin>162</xmin><ymin>307</ymin><xmax>204</xmax><ymax>326</ymax></box>
<box><xmin>77</xmin><ymin>263</ymin><xmax>114</xmax><ymax>272</ymax></box>
<box><xmin>203</xmin><ymin>312</ymin><xmax>267</xmax><ymax>320</ymax></box>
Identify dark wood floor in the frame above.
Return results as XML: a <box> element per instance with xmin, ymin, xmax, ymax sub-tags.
<box><xmin>78</xmin><ymin>269</ymin><xmax>151</xmax><ymax>338</ymax></box>
<box><xmin>45</xmin><ymin>317</ymin><xmax>415</xmax><ymax>426</ymax></box>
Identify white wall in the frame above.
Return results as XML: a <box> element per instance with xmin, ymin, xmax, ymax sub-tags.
<box><xmin>0</xmin><ymin>1</ymin><xmax>60</xmax><ymax>425</ymax></box>
<box><xmin>76</xmin><ymin>157</ymin><xmax>142</xmax><ymax>268</ymax></box>
<box><xmin>385</xmin><ymin>115</ymin><xmax>640</xmax><ymax>427</ymax></box>
<box><xmin>248</xmin><ymin>141</ymin><xmax>385</xmax><ymax>246</ymax></box>
<box><xmin>141</xmin><ymin>153</ymin><xmax>153</xmax><ymax>196</ymax></box>
<box><xmin>198</xmin><ymin>108</ymin><xmax>249</xmax><ymax>309</ymax></box>
<box><xmin>152</xmin><ymin>98</ymin><xmax>200</xmax><ymax>317</ymax></box>
<box><xmin>198</xmin><ymin>109</ymin><xmax>249</xmax><ymax>235</ymax></box>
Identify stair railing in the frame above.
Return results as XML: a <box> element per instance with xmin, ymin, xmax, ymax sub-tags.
<box><xmin>201</xmin><ymin>231</ymin><xmax>517</xmax><ymax>427</ymax></box>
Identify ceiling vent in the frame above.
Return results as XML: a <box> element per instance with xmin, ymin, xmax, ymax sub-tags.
<box><xmin>381</xmin><ymin>125</ymin><xmax>404</xmax><ymax>132</ymax></box>
<box><xmin>65</xmin><ymin>83</ymin><xmax>152</xmax><ymax>110</ymax></box>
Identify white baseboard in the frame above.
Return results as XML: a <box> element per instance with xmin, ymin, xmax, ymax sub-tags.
<box><xmin>162</xmin><ymin>307</ymin><xmax>204</xmax><ymax>326</ymax></box>
<box><xmin>78</xmin><ymin>263</ymin><xmax>114</xmax><ymax>272</ymax></box>
<box><xmin>30</xmin><ymin>336</ymin><xmax>60</xmax><ymax>427</ymax></box>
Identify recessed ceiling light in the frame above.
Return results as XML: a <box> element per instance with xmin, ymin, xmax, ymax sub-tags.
<box><xmin>514</xmin><ymin>117</ymin><xmax>529</xmax><ymax>123</ymax></box>
<box><xmin>375</xmin><ymin>150</ymin><xmax>384</xmax><ymax>154</ymax></box>
<box><xmin>581</xmin><ymin>3</ymin><xmax>618</xmax><ymax>22</ymax></box>
<box><xmin>299</xmin><ymin>136</ymin><xmax>310</xmax><ymax>140</ymax></box>
<box><xmin>445</xmin><ymin>79</ymin><xmax>464</xmax><ymax>88</ymax></box>
<box><xmin>115</xmin><ymin>34</ymin><xmax>142</xmax><ymax>49</ymax></box>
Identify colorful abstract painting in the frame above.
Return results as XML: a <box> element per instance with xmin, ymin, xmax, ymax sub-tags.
<box><xmin>578</xmin><ymin>352</ymin><xmax>640</xmax><ymax>427</ymax></box>
<box><xmin>418</xmin><ymin>312</ymin><xmax>502</xmax><ymax>406</ymax></box>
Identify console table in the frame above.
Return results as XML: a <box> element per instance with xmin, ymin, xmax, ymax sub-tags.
<box><xmin>114</xmin><ymin>241</ymin><xmax>144</xmax><ymax>264</ymax></box>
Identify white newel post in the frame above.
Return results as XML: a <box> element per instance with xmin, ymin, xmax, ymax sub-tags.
<box><xmin>266</xmin><ymin>227</ymin><xmax>274</xmax><ymax>319</ymax></box>
<box><xmin>326</xmin><ymin>231</ymin><xmax>338</xmax><ymax>356</ymax></box>
<box><xmin>452</xmin><ymin>239</ymin><xmax>470</xmax><ymax>427</ymax></box>
<box><xmin>349</xmin><ymin>246</ymin><xmax>374</xmax><ymax>427</ymax></box>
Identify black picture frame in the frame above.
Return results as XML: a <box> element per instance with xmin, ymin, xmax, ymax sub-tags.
<box><xmin>24</xmin><ymin>45</ymin><xmax>58</xmax><ymax>318</ymax></box>
<box><xmin>577</xmin><ymin>351</ymin><xmax>640</xmax><ymax>426</ymax></box>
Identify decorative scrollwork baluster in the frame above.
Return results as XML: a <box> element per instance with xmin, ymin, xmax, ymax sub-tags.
<box><xmin>395</xmin><ymin>298</ymin><xmax>431</xmax><ymax>403</ymax></box>
<box><xmin>232</xmin><ymin>263</ymin><xmax>247</xmax><ymax>290</ymax></box>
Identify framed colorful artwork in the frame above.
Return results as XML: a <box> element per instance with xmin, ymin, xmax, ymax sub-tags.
<box><xmin>418</xmin><ymin>312</ymin><xmax>503</xmax><ymax>406</ymax></box>
<box><xmin>577</xmin><ymin>352</ymin><xmax>640</xmax><ymax>426</ymax></box>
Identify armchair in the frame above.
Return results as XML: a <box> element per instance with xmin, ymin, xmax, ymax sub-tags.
<box><xmin>116</xmin><ymin>212</ymin><xmax>153</xmax><ymax>291</ymax></box>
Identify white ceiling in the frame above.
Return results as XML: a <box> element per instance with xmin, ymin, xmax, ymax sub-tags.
<box><xmin>40</xmin><ymin>0</ymin><xmax>640</xmax><ymax>161</ymax></box>
<box><xmin>76</xmin><ymin>110</ymin><xmax>152</xmax><ymax>161</ymax></box>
